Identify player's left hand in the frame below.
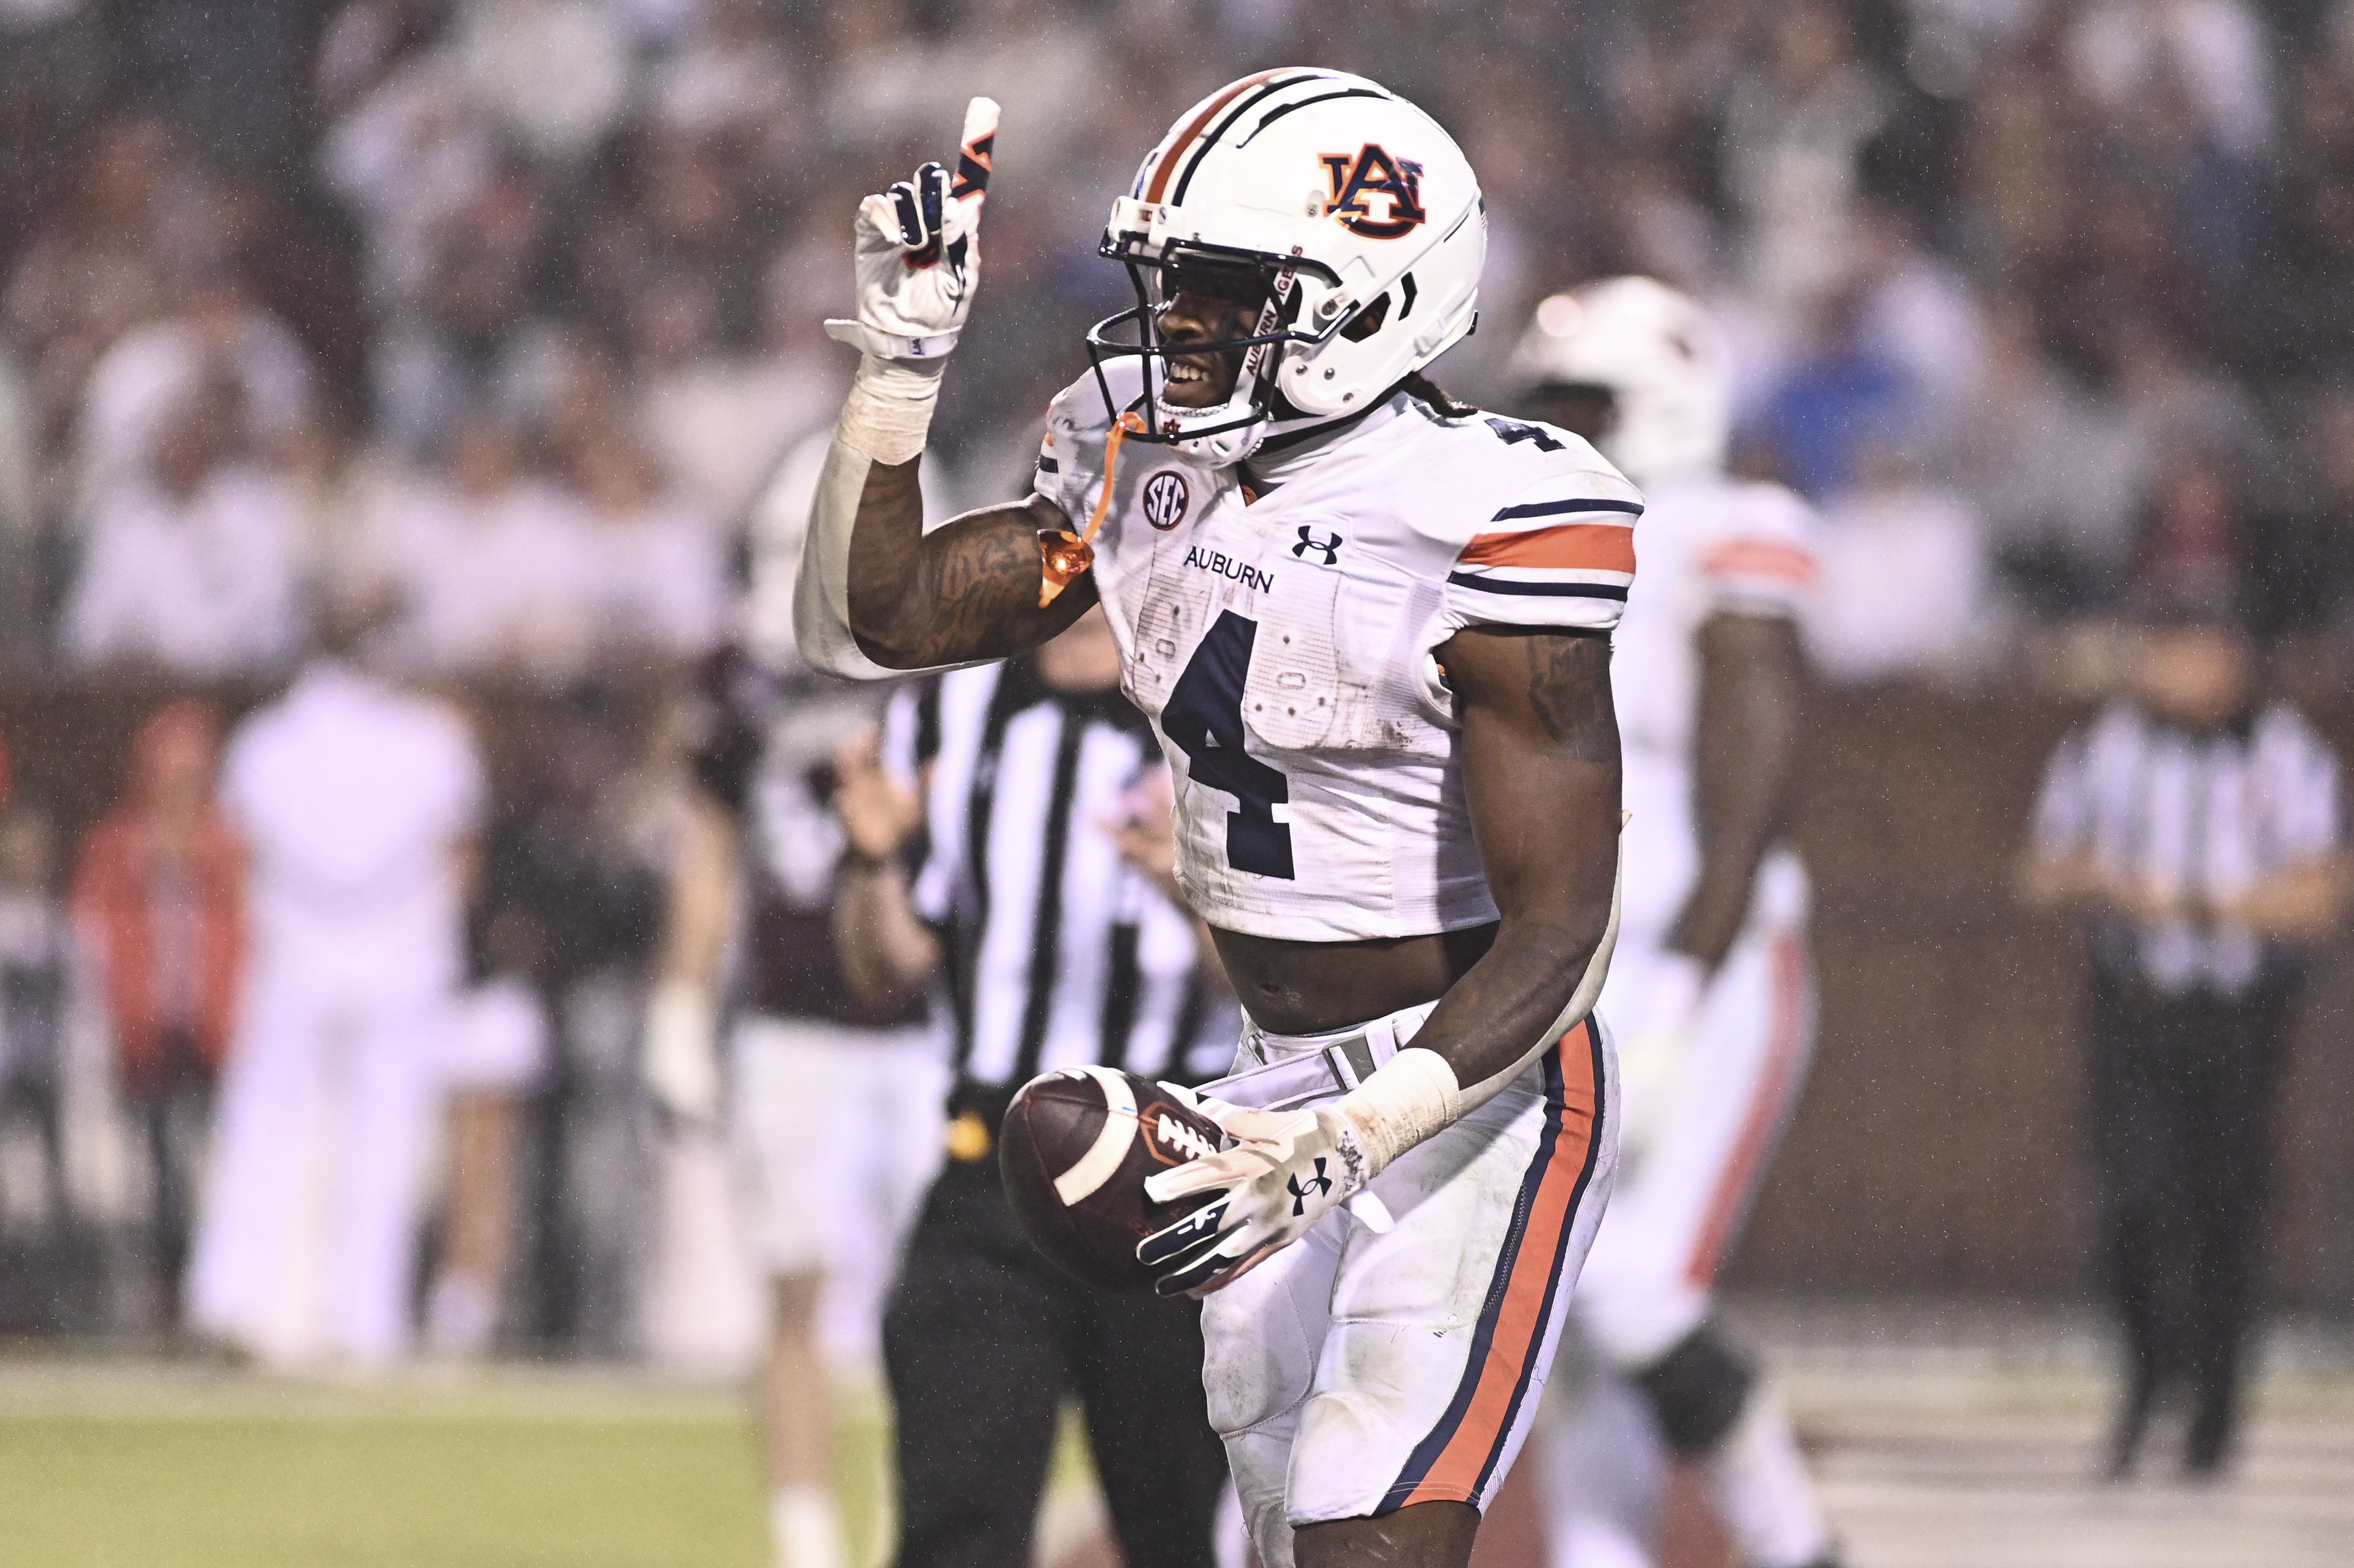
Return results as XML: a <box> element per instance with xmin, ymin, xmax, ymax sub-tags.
<box><xmin>825</xmin><ymin>97</ymin><xmax>997</xmax><ymax>361</ymax></box>
<box><xmin>1136</xmin><ymin>1102</ymin><xmax>1372</xmax><ymax>1297</ymax></box>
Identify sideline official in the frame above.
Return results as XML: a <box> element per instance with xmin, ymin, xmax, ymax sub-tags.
<box><xmin>833</xmin><ymin>604</ymin><xmax>1233</xmax><ymax>1568</ymax></box>
<box><xmin>2022</xmin><ymin>590</ymin><xmax>2346</xmax><ymax>1477</ymax></box>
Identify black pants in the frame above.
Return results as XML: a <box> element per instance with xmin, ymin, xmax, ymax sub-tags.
<box><xmin>2083</xmin><ymin>966</ymin><xmax>2298</xmax><ymax>1470</ymax></box>
<box><xmin>131</xmin><ymin>1029</ymin><xmax>213</xmax><ymax>1313</ymax></box>
<box><xmin>884</xmin><ymin>1155</ymin><xmax>1227</xmax><ymax>1568</ymax></box>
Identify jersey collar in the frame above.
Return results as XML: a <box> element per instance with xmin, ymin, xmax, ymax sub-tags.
<box><xmin>1239</xmin><ymin>389</ymin><xmax>1412</xmax><ymax>493</ymax></box>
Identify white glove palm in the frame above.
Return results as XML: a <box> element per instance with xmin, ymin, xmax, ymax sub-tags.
<box><xmin>1137</xmin><ymin>1100</ymin><xmax>1382</xmax><ymax>1297</ymax></box>
<box><xmin>825</xmin><ymin>97</ymin><xmax>997</xmax><ymax>361</ymax></box>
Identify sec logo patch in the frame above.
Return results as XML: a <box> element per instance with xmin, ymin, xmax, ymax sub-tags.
<box><xmin>1142</xmin><ymin>470</ymin><xmax>1190</xmax><ymax>531</ymax></box>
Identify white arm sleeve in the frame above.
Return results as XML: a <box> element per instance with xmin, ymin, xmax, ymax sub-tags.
<box><xmin>792</xmin><ymin>356</ymin><xmax>999</xmax><ymax>682</ymax></box>
<box><xmin>791</xmin><ymin>434</ymin><xmax>901</xmax><ymax>682</ymax></box>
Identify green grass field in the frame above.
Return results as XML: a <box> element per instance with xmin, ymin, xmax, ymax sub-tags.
<box><xmin>0</xmin><ymin>1360</ymin><xmax>894</xmax><ymax>1568</ymax></box>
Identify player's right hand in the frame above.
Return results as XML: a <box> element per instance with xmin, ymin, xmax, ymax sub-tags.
<box><xmin>825</xmin><ymin>97</ymin><xmax>998</xmax><ymax>362</ymax></box>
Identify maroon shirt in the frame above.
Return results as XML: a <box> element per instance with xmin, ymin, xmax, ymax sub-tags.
<box><xmin>690</xmin><ymin>646</ymin><xmax>927</xmax><ymax>1031</ymax></box>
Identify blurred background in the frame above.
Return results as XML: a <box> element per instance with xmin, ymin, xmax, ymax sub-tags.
<box><xmin>1</xmin><ymin>1</ymin><xmax>2352</xmax><ymax>1565</ymax></box>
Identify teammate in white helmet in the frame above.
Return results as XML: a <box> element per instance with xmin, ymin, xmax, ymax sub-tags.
<box><xmin>1505</xmin><ymin>278</ymin><xmax>1840</xmax><ymax>1568</ymax></box>
<box><xmin>798</xmin><ymin>73</ymin><xmax>1633</xmax><ymax>1568</ymax></box>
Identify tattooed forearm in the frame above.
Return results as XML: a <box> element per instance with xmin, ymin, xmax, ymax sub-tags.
<box><xmin>844</xmin><ymin>457</ymin><xmax>1092</xmax><ymax>667</ymax></box>
<box><xmin>910</xmin><ymin>513</ymin><xmax>1098</xmax><ymax>664</ymax></box>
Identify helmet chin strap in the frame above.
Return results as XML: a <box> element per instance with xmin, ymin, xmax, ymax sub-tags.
<box><xmin>1156</xmin><ymin>355</ymin><xmax>1272</xmax><ymax>465</ymax></box>
<box><xmin>1155</xmin><ymin>366</ymin><xmax>1392</xmax><ymax>468</ymax></box>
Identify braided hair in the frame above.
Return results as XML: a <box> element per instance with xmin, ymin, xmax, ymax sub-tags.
<box><xmin>1401</xmin><ymin>371</ymin><xmax>1479</xmax><ymax>419</ymax></box>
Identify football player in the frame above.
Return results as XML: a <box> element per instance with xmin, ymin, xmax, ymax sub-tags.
<box><xmin>797</xmin><ymin>73</ymin><xmax>1633</xmax><ymax>1568</ymax></box>
<box><xmin>1506</xmin><ymin>279</ymin><xmax>1839</xmax><ymax>1568</ymax></box>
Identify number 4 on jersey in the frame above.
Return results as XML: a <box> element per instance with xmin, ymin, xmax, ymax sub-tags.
<box><xmin>1161</xmin><ymin>611</ymin><xmax>1296</xmax><ymax>879</ymax></box>
<box><xmin>1484</xmin><ymin>416</ymin><xmax>1565</xmax><ymax>453</ymax></box>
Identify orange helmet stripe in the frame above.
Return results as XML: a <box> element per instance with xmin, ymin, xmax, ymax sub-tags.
<box><xmin>1143</xmin><ymin>69</ymin><xmax>1288</xmax><ymax>204</ymax></box>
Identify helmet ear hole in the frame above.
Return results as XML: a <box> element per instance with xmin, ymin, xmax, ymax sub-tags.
<box><xmin>1341</xmin><ymin>293</ymin><xmax>1391</xmax><ymax>343</ymax></box>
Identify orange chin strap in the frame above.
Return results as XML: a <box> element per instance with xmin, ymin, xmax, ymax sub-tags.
<box><xmin>1039</xmin><ymin>411</ymin><xmax>1147</xmax><ymax>607</ymax></box>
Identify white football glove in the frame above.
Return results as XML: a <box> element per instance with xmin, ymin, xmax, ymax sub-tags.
<box><xmin>824</xmin><ymin>97</ymin><xmax>997</xmax><ymax>362</ymax></box>
<box><xmin>1137</xmin><ymin>1097</ymin><xmax>1392</xmax><ymax>1298</ymax></box>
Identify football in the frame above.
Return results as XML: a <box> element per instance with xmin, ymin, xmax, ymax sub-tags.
<box><xmin>1000</xmin><ymin>1067</ymin><xmax>1230</xmax><ymax>1293</ymax></box>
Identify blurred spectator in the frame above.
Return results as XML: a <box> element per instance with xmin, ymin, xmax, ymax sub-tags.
<box><xmin>633</xmin><ymin>244</ymin><xmax>845</xmax><ymax>531</ymax></box>
<box><xmin>1722</xmin><ymin>2</ymin><xmax>1893</xmax><ymax>312</ymax></box>
<box><xmin>1805</xmin><ymin>444</ymin><xmax>2000</xmax><ymax>684</ymax></box>
<box><xmin>0</xmin><ymin>795</ymin><xmax>71</xmax><ymax>1274</ymax></box>
<box><xmin>473</xmin><ymin>685</ymin><xmax>665</xmax><ymax>1354</ymax></box>
<box><xmin>68</xmin><ymin>701</ymin><xmax>243</xmax><ymax>1322</ymax></box>
<box><xmin>321</xmin><ymin>28</ymin><xmax>499</xmax><ymax>321</ymax></box>
<box><xmin>60</xmin><ymin>372</ymin><xmax>311</xmax><ymax>677</ymax></box>
<box><xmin>76</xmin><ymin>265</ymin><xmax>312</xmax><ymax>508</ymax></box>
<box><xmin>2111</xmin><ymin>317</ymin><xmax>2271</xmax><ymax>490</ymax></box>
<box><xmin>2259</xmin><ymin>61</ymin><xmax>2354</xmax><ymax>373</ymax></box>
<box><xmin>2068</xmin><ymin>0</ymin><xmax>2275</xmax><ymax>163</ymax></box>
<box><xmin>371</xmin><ymin>412</ymin><xmax>598</xmax><ymax>679</ymax></box>
<box><xmin>454</xmin><ymin>0</ymin><xmax>632</xmax><ymax>171</ymax></box>
<box><xmin>2251</xmin><ymin>390</ymin><xmax>2354</xmax><ymax>635</ymax></box>
<box><xmin>2021</xmin><ymin>590</ymin><xmax>2347</xmax><ymax>1477</ymax></box>
<box><xmin>577</xmin><ymin>439</ymin><xmax>725</xmax><ymax>661</ymax></box>
<box><xmin>1936</xmin><ymin>296</ymin><xmax>2145</xmax><ymax>610</ymax></box>
<box><xmin>1752</xmin><ymin>292</ymin><xmax>1914</xmax><ymax>499</ymax></box>
<box><xmin>186</xmin><ymin>600</ymin><xmax>484</xmax><ymax>1368</ymax></box>
<box><xmin>315</xmin><ymin>0</ymin><xmax>454</xmax><ymax>118</ymax></box>
<box><xmin>425</xmin><ymin>972</ymin><xmax>548</xmax><ymax>1358</ymax></box>
<box><xmin>367</xmin><ymin>162</ymin><xmax>552</xmax><ymax>462</ymax></box>
<box><xmin>1847</xmin><ymin>203</ymin><xmax>1986</xmax><ymax>426</ymax></box>
<box><xmin>649</xmin><ymin>0</ymin><xmax>798</xmax><ymax>149</ymax></box>
<box><xmin>0</xmin><ymin>338</ymin><xmax>39</xmax><ymax>667</ymax></box>
<box><xmin>4</xmin><ymin>116</ymin><xmax>180</xmax><ymax>451</ymax></box>
<box><xmin>2137</xmin><ymin>451</ymin><xmax>2244</xmax><ymax>608</ymax></box>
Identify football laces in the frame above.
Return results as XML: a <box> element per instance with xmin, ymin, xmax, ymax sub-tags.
<box><xmin>1155</xmin><ymin>1111</ymin><xmax>1220</xmax><ymax>1162</ymax></box>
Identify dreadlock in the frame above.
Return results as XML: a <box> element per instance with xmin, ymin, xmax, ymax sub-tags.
<box><xmin>1401</xmin><ymin>371</ymin><xmax>1479</xmax><ymax>419</ymax></box>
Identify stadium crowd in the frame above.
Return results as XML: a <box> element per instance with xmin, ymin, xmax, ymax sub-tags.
<box><xmin>0</xmin><ymin>0</ymin><xmax>2345</xmax><ymax>1379</ymax></box>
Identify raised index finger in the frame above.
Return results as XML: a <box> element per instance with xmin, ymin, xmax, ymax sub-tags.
<box><xmin>950</xmin><ymin>96</ymin><xmax>999</xmax><ymax>202</ymax></box>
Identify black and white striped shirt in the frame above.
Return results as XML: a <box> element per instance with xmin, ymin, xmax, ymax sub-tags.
<box><xmin>889</xmin><ymin>659</ymin><xmax>1237</xmax><ymax>1088</ymax></box>
<box><xmin>2032</xmin><ymin>700</ymin><xmax>2341</xmax><ymax>995</ymax></box>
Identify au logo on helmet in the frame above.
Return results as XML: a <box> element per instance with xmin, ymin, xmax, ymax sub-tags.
<box><xmin>1319</xmin><ymin>144</ymin><xmax>1427</xmax><ymax>240</ymax></box>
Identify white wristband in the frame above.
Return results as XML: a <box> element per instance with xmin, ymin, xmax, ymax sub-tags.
<box><xmin>1338</xmin><ymin>1046</ymin><xmax>1462</xmax><ymax>1176</ymax></box>
<box><xmin>835</xmin><ymin>353</ymin><xmax>947</xmax><ymax>467</ymax></box>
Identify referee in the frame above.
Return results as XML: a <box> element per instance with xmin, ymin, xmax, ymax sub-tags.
<box><xmin>2021</xmin><ymin>589</ymin><xmax>2347</xmax><ymax>1478</ymax></box>
<box><xmin>832</xmin><ymin>604</ymin><xmax>1234</xmax><ymax>1568</ymax></box>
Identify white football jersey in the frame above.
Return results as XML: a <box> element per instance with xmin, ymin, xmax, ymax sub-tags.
<box><xmin>1037</xmin><ymin>365</ymin><xmax>1642</xmax><ymax>943</ymax></box>
<box><xmin>1608</xmin><ymin>474</ymin><xmax>1819</xmax><ymax>945</ymax></box>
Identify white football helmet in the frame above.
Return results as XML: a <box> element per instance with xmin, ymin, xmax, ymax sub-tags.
<box><xmin>1089</xmin><ymin>69</ymin><xmax>1486</xmax><ymax>462</ymax></box>
<box><xmin>1507</xmin><ymin>277</ymin><xmax>1733</xmax><ymax>486</ymax></box>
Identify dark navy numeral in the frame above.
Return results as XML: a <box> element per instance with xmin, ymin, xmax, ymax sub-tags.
<box><xmin>1484</xmin><ymin>416</ymin><xmax>1565</xmax><ymax>453</ymax></box>
<box><xmin>1162</xmin><ymin>611</ymin><xmax>1295</xmax><ymax>879</ymax></box>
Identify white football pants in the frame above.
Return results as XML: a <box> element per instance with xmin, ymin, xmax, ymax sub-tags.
<box><xmin>1574</xmin><ymin>929</ymin><xmax>1814</xmax><ymax>1366</ymax></box>
<box><xmin>187</xmin><ymin>964</ymin><xmax>446</xmax><ymax>1368</ymax></box>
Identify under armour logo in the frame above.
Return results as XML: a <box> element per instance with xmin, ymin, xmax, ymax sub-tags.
<box><xmin>1292</xmin><ymin>527</ymin><xmax>1342</xmax><ymax>565</ymax></box>
<box><xmin>1287</xmin><ymin>1158</ymin><xmax>1333</xmax><ymax>1216</ymax></box>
